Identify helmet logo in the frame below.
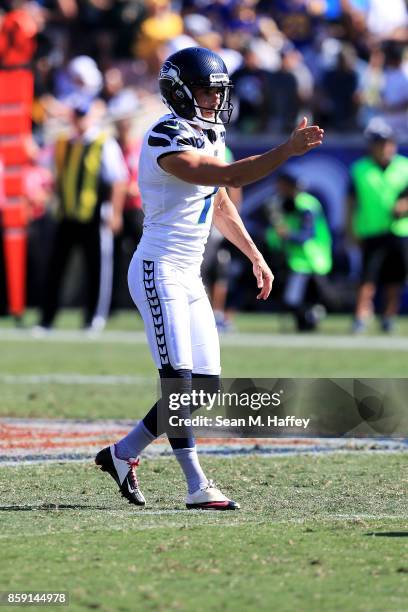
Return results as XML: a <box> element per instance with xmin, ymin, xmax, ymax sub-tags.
<box><xmin>159</xmin><ymin>61</ymin><xmax>180</xmax><ymax>82</ymax></box>
<box><xmin>209</xmin><ymin>73</ymin><xmax>229</xmax><ymax>85</ymax></box>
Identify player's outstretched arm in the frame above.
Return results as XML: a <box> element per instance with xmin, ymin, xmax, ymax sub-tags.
<box><xmin>159</xmin><ymin>117</ymin><xmax>324</xmax><ymax>188</ymax></box>
<box><xmin>213</xmin><ymin>188</ymin><xmax>274</xmax><ymax>300</ymax></box>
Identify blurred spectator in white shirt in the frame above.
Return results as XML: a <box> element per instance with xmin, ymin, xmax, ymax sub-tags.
<box><xmin>366</xmin><ymin>0</ymin><xmax>407</xmax><ymax>41</ymax></box>
<box><xmin>280</xmin><ymin>42</ymin><xmax>314</xmax><ymax>110</ymax></box>
<box><xmin>379</xmin><ymin>41</ymin><xmax>408</xmax><ymax>138</ymax></box>
<box><xmin>57</xmin><ymin>55</ymin><xmax>103</xmax><ymax>107</ymax></box>
<box><xmin>357</xmin><ymin>45</ymin><xmax>385</xmax><ymax>127</ymax></box>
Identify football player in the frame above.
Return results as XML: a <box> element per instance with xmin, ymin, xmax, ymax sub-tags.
<box><xmin>96</xmin><ymin>47</ymin><xmax>324</xmax><ymax>510</ymax></box>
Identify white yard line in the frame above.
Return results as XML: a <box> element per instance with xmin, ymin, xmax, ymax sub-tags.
<box><xmin>1</xmin><ymin>328</ymin><xmax>408</xmax><ymax>350</ymax></box>
<box><xmin>0</xmin><ymin>448</ymin><xmax>406</xmax><ymax>467</ymax></box>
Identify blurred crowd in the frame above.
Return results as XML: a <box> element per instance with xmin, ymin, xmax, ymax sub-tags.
<box><xmin>0</xmin><ymin>0</ymin><xmax>407</xmax><ymax>140</ymax></box>
<box><xmin>0</xmin><ymin>0</ymin><xmax>408</xmax><ymax>332</ymax></box>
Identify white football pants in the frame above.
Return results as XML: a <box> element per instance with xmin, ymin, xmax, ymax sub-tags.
<box><xmin>128</xmin><ymin>255</ymin><xmax>221</xmax><ymax>375</ymax></box>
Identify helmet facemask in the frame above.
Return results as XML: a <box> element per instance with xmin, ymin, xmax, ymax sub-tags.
<box><xmin>159</xmin><ymin>59</ymin><xmax>233</xmax><ymax>129</ymax></box>
<box><xmin>190</xmin><ymin>77</ymin><xmax>234</xmax><ymax>128</ymax></box>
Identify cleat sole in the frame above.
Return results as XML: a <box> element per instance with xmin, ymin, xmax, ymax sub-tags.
<box><xmin>186</xmin><ymin>500</ymin><xmax>240</xmax><ymax>511</ymax></box>
<box><xmin>119</xmin><ymin>489</ymin><xmax>146</xmax><ymax>506</ymax></box>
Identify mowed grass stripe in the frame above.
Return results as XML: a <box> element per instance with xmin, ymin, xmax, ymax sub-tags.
<box><xmin>2</xmin><ymin>327</ymin><xmax>408</xmax><ymax>350</ymax></box>
<box><xmin>0</xmin><ymin>455</ymin><xmax>407</xmax><ymax>611</ymax></box>
<box><xmin>2</xmin><ymin>317</ymin><xmax>408</xmax><ymax>391</ymax></box>
<box><xmin>0</xmin><ymin>512</ymin><xmax>407</xmax><ymax>520</ymax></box>
<box><xmin>1</xmin><ymin>455</ymin><xmax>407</xmax><ymax>526</ymax></box>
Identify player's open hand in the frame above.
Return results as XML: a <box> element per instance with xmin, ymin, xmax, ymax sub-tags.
<box><xmin>288</xmin><ymin>117</ymin><xmax>324</xmax><ymax>156</ymax></box>
<box><xmin>253</xmin><ymin>257</ymin><xmax>274</xmax><ymax>300</ymax></box>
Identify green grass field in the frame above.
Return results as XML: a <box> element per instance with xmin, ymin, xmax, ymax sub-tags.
<box><xmin>1</xmin><ymin>455</ymin><xmax>407</xmax><ymax>611</ymax></box>
<box><xmin>0</xmin><ymin>312</ymin><xmax>407</xmax><ymax>611</ymax></box>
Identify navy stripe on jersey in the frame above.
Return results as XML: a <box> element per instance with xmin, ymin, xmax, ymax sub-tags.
<box><xmin>152</xmin><ymin>120</ymin><xmax>192</xmax><ymax>139</ymax></box>
<box><xmin>175</xmin><ymin>136</ymin><xmax>196</xmax><ymax>147</ymax></box>
<box><xmin>148</xmin><ymin>135</ymin><xmax>170</xmax><ymax>147</ymax></box>
<box><xmin>149</xmin><ymin>119</ymin><xmax>200</xmax><ymax>149</ymax></box>
<box><xmin>143</xmin><ymin>260</ymin><xmax>169</xmax><ymax>366</ymax></box>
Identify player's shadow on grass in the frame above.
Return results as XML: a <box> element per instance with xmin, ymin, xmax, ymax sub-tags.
<box><xmin>0</xmin><ymin>504</ymin><xmax>108</xmax><ymax>511</ymax></box>
<box><xmin>365</xmin><ymin>532</ymin><xmax>408</xmax><ymax>538</ymax></box>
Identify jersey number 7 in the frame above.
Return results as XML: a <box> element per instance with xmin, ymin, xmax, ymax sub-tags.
<box><xmin>198</xmin><ymin>188</ymin><xmax>218</xmax><ymax>224</ymax></box>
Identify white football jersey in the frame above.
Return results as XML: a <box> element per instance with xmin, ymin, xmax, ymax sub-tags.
<box><xmin>136</xmin><ymin>113</ymin><xmax>226</xmax><ymax>268</ymax></box>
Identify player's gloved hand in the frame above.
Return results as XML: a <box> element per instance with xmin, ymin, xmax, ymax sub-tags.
<box><xmin>252</xmin><ymin>256</ymin><xmax>274</xmax><ymax>300</ymax></box>
<box><xmin>287</xmin><ymin>117</ymin><xmax>324</xmax><ymax>156</ymax></box>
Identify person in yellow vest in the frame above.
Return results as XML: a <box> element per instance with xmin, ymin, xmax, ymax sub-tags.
<box><xmin>348</xmin><ymin>119</ymin><xmax>408</xmax><ymax>334</ymax></box>
<box><xmin>36</xmin><ymin>99</ymin><xmax>128</xmax><ymax>332</ymax></box>
<box><xmin>265</xmin><ymin>171</ymin><xmax>332</xmax><ymax>331</ymax></box>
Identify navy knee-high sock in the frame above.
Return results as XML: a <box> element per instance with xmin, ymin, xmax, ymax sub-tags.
<box><xmin>142</xmin><ymin>373</ymin><xmax>221</xmax><ymax>437</ymax></box>
<box><xmin>115</xmin><ymin>368</ymin><xmax>198</xmax><ymax>459</ymax></box>
<box><xmin>117</xmin><ymin>371</ymin><xmax>221</xmax><ymax>492</ymax></box>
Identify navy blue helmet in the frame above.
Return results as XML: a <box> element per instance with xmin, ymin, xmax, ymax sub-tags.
<box><xmin>159</xmin><ymin>47</ymin><xmax>233</xmax><ymax>128</ymax></box>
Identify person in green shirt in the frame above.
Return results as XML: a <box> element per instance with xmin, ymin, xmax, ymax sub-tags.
<box><xmin>265</xmin><ymin>171</ymin><xmax>332</xmax><ymax>331</ymax></box>
<box><xmin>347</xmin><ymin>119</ymin><xmax>408</xmax><ymax>333</ymax></box>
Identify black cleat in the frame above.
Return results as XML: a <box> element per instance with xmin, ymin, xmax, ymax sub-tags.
<box><xmin>95</xmin><ymin>445</ymin><xmax>146</xmax><ymax>506</ymax></box>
